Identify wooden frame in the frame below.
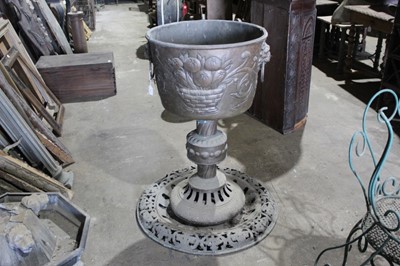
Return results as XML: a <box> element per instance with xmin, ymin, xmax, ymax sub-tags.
<box><xmin>1</xmin><ymin>47</ymin><xmax>64</xmax><ymax>136</ymax></box>
<box><xmin>0</xmin><ymin>63</ymin><xmax>74</xmax><ymax>166</ymax></box>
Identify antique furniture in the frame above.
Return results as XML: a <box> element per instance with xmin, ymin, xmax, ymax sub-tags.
<box><xmin>317</xmin><ymin>16</ymin><xmax>365</xmax><ymax>73</ymax></box>
<box><xmin>315</xmin><ymin>89</ymin><xmax>400</xmax><ymax>265</ymax></box>
<box><xmin>249</xmin><ymin>0</ymin><xmax>316</xmax><ymax>134</ymax></box>
<box><xmin>1</xmin><ymin>0</ymin><xmax>72</xmax><ymax>61</ymax></box>
<box><xmin>344</xmin><ymin>5</ymin><xmax>394</xmax><ymax>75</ymax></box>
<box><xmin>136</xmin><ymin>20</ymin><xmax>277</xmax><ymax>255</ymax></box>
<box><xmin>36</xmin><ymin>53</ymin><xmax>116</xmax><ymax>103</ymax></box>
<box><xmin>380</xmin><ymin>3</ymin><xmax>400</xmax><ymax>95</ymax></box>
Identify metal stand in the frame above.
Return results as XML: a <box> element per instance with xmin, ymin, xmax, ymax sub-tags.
<box><xmin>136</xmin><ymin>20</ymin><xmax>278</xmax><ymax>255</ymax></box>
<box><xmin>137</xmin><ymin>167</ymin><xmax>277</xmax><ymax>255</ymax></box>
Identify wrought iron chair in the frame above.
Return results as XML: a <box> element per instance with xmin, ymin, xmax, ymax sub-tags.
<box><xmin>315</xmin><ymin>89</ymin><xmax>400</xmax><ymax>265</ymax></box>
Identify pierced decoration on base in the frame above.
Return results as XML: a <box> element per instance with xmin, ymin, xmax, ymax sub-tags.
<box><xmin>136</xmin><ymin>167</ymin><xmax>278</xmax><ymax>255</ymax></box>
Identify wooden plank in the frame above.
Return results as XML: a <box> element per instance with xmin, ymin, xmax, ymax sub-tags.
<box><xmin>18</xmin><ymin>54</ymin><xmax>62</xmax><ymax>113</ymax></box>
<box><xmin>36</xmin><ymin>131</ymin><xmax>74</xmax><ymax>166</ymax></box>
<box><xmin>32</xmin><ymin>0</ymin><xmax>72</xmax><ymax>54</ymax></box>
<box><xmin>0</xmin><ymin>150</ymin><xmax>73</xmax><ymax>199</ymax></box>
<box><xmin>0</xmin><ymin>169</ymin><xmax>43</xmax><ymax>192</ymax></box>
<box><xmin>6</xmin><ymin>69</ymin><xmax>63</xmax><ymax>136</ymax></box>
<box><xmin>0</xmin><ymin>178</ymin><xmax>22</xmax><ymax>192</ymax></box>
<box><xmin>1</xmin><ymin>50</ymin><xmax>63</xmax><ymax>136</ymax></box>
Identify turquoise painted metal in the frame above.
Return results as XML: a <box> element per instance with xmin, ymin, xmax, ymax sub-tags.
<box><xmin>316</xmin><ymin>89</ymin><xmax>400</xmax><ymax>265</ymax></box>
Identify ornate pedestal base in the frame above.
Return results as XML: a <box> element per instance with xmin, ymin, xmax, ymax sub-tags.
<box><xmin>140</xmin><ymin>20</ymin><xmax>277</xmax><ymax>255</ymax></box>
<box><xmin>136</xmin><ymin>167</ymin><xmax>277</xmax><ymax>255</ymax></box>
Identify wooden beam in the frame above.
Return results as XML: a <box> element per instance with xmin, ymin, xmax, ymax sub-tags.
<box><xmin>32</xmin><ymin>0</ymin><xmax>72</xmax><ymax>54</ymax></box>
<box><xmin>0</xmin><ymin>169</ymin><xmax>43</xmax><ymax>192</ymax></box>
<box><xmin>0</xmin><ymin>150</ymin><xmax>73</xmax><ymax>199</ymax></box>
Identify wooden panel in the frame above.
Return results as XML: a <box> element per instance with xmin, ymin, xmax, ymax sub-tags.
<box><xmin>32</xmin><ymin>0</ymin><xmax>72</xmax><ymax>55</ymax></box>
<box><xmin>249</xmin><ymin>0</ymin><xmax>316</xmax><ymax>134</ymax></box>
<box><xmin>36</xmin><ymin>53</ymin><xmax>117</xmax><ymax>103</ymax></box>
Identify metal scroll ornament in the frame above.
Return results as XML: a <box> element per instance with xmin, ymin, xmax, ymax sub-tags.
<box><xmin>315</xmin><ymin>89</ymin><xmax>400</xmax><ymax>265</ymax></box>
<box><xmin>137</xmin><ymin>20</ymin><xmax>277</xmax><ymax>255</ymax></box>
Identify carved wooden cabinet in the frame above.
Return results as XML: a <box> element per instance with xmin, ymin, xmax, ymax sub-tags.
<box><xmin>249</xmin><ymin>0</ymin><xmax>316</xmax><ymax>134</ymax></box>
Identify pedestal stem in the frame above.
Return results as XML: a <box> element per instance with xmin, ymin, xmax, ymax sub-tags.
<box><xmin>196</xmin><ymin>120</ymin><xmax>218</xmax><ymax>179</ymax></box>
<box><xmin>196</xmin><ymin>120</ymin><xmax>217</xmax><ymax>136</ymax></box>
<box><xmin>197</xmin><ymin>165</ymin><xmax>217</xmax><ymax>179</ymax></box>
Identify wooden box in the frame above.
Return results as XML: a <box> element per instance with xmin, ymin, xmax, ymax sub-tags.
<box><xmin>36</xmin><ymin>52</ymin><xmax>116</xmax><ymax>103</ymax></box>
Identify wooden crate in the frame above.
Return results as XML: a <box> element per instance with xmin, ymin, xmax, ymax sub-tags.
<box><xmin>36</xmin><ymin>52</ymin><xmax>116</xmax><ymax>103</ymax></box>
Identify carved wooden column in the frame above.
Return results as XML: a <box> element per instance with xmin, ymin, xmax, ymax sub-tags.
<box><xmin>249</xmin><ymin>0</ymin><xmax>316</xmax><ymax>134</ymax></box>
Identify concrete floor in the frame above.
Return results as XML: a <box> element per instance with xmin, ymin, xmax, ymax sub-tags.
<box><xmin>62</xmin><ymin>3</ymin><xmax>400</xmax><ymax>266</ymax></box>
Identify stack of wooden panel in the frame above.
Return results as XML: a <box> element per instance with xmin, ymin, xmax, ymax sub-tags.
<box><xmin>36</xmin><ymin>53</ymin><xmax>116</xmax><ymax>103</ymax></box>
<box><xmin>0</xmin><ymin>18</ymin><xmax>73</xmax><ymax>199</ymax></box>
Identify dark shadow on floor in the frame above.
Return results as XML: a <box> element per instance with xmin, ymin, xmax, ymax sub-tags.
<box><xmin>339</xmin><ymin>80</ymin><xmax>382</xmax><ymax>106</ymax></box>
<box><xmin>161</xmin><ymin>110</ymin><xmax>192</xmax><ymax>123</ymax></box>
<box><xmin>107</xmin><ymin>238</ymin><xmax>220</xmax><ymax>266</ymax></box>
<box><xmin>339</xmin><ymin>81</ymin><xmax>400</xmax><ymax>138</ymax></box>
<box><xmin>312</xmin><ymin>58</ymin><xmax>380</xmax><ymax>82</ymax></box>
<box><xmin>313</xmin><ymin>57</ymin><xmax>400</xmax><ymax>136</ymax></box>
<box><xmin>218</xmin><ymin>114</ymin><xmax>303</xmax><ymax>181</ymax></box>
<box><xmin>136</xmin><ymin>43</ymin><xmax>148</xmax><ymax>60</ymax></box>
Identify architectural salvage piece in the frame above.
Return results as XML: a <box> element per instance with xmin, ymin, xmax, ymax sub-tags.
<box><xmin>0</xmin><ymin>19</ymin><xmax>33</xmax><ymax>69</ymax></box>
<box><xmin>249</xmin><ymin>0</ymin><xmax>316</xmax><ymax>134</ymax></box>
<box><xmin>36</xmin><ymin>53</ymin><xmax>116</xmax><ymax>103</ymax></box>
<box><xmin>0</xmin><ymin>63</ymin><xmax>74</xmax><ymax>166</ymax></box>
<box><xmin>0</xmin><ymin>151</ymin><xmax>73</xmax><ymax>199</ymax></box>
<box><xmin>0</xmin><ymin>193</ymin><xmax>90</xmax><ymax>265</ymax></box>
<box><xmin>4</xmin><ymin>0</ymin><xmax>71</xmax><ymax>60</ymax></box>
<box><xmin>137</xmin><ymin>20</ymin><xmax>278</xmax><ymax>255</ymax></box>
<box><xmin>2</xmin><ymin>48</ymin><xmax>64</xmax><ymax>137</ymax></box>
<box><xmin>31</xmin><ymin>0</ymin><xmax>72</xmax><ymax>55</ymax></box>
<box><xmin>0</xmin><ymin>89</ymin><xmax>74</xmax><ymax>188</ymax></box>
<box><xmin>315</xmin><ymin>89</ymin><xmax>400</xmax><ymax>265</ymax></box>
<box><xmin>68</xmin><ymin>11</ymin><xmax>88</xmax><ymax>53</ymax></box>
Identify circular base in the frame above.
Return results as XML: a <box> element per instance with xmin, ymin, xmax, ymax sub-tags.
<box><xmin>136</xmin><ymin>167</ymin><xmax>278</xmax><ymax>255</ymax></box>
<box><xmin>170</xmin><ymin>176</ymin><xmax>245</xmax><ymax>226</ymax></box>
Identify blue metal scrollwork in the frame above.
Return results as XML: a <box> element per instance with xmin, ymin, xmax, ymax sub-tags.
<box><xmin>316</xmin><ymin>89</ymin><xmax>400</xmax><ymax>265</ymax></box>
<box><xmin>349</xmin><ymin>89</ymin><xmax>400</xmax><ymax>233</ymax></box>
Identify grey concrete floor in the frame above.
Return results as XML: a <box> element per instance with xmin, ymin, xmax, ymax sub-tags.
<box><xmin>61</xmin><ymin>3</ymin><xmax>400</xmax><ymax>266</ymax></box>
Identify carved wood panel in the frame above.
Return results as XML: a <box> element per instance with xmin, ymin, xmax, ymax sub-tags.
<box><xmin>249</xmin><ymin>0</ymin><xmax>316</xmax><ymax>134</ymax></box>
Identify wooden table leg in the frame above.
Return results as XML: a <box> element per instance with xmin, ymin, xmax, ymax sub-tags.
<box><xmin>345</xmin><ymin>23</ymin><xmax>356</xmax><ymax>75</ymax></box>
<box><xmin>337</xmin><ymin>27</ymin><xmax>347</xmax><ymax>73</ymax></box>
<box><xmin>318</xmin><ymin>20</ymin><xmax>327</xmax><ymax>59</ymax></box>
<box><xmin>374</xmin><ymin>32</ymin><xmax>384</xmax><ymax>71</ymax></box>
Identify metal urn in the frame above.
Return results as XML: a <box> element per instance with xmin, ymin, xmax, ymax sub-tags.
<box><xmin>137</xmin><ymin>20</ymin><xmax>278</xmax><ymax>255</ymax></box>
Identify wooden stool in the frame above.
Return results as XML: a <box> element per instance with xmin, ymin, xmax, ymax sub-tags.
<box><xmin>317</xmin><ymin>15</ymin><xmax>364</xmax><ymax>73</ymax></box>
